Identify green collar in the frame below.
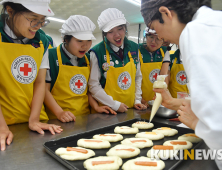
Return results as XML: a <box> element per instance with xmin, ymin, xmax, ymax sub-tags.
<box><xmin>104</xmin><ymin>37</ymin><xmax>131</xmax><ymax>55</ymax></box>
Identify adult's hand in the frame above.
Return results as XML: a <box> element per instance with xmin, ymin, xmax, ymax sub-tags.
<box><xmin>177</xmin><ymin>100</ymin><xmax>199</xmax><ymax>130</ymax></box>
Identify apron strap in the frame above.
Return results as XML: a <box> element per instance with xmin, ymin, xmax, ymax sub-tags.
<box><xmin>104</xmin><ymin>42</ymin><xmax>111</xmax><ymax>65</ymax></box>
<box><xmin>84</xmin><ymin>55</ymin><xmax>90</xmax><ymax>70</ymax></box>
<box><xmin>173</xmin><ymin>57</ymin><xmax>178</xmax><ymax>65</ymax></box>
<box><xmin>56</xmin><ymin>45</ymin><xmax>63</xmax><ymax>66</ymax></box>
<box><xmin>160</xmin><ymin>48</ymin><xmax>165</xmax><ymax>59</ymax></box>
<box><xmin>138</xmin><ymin>49</ymin><xmax>143</xmax><ymax>64</ymax></box>
<box><xmin>128</xmin><ymin>51</ymin><xmax>134</xmax><ymax>62</ymax></box>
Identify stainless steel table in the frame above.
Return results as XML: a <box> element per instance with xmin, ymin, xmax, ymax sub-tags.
<box><xmin>0</xmin><ymin>109</ymin><xmax>219</xmax><ymax>170</ymax></box>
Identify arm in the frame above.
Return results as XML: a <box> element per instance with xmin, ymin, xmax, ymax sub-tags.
<box><xmin>134</xmin><ymin>54</ymin><xmax>147</xmax><ymax>110</ymax></box>
<box><xmin>88</xmin><ymin>93</ymin><xmax>117</xmax><ymax>115</ymax></box>
<box><xmin>0</xmin><ymin>105</ymin><xmax>13</xmax><ymax>151</ymax></box>
<box><xmin>160</xmin><ymin>51</ymin><xmax>171</xmax><ymax>85</ymax></box>
<box><xmin>179</xmin><ymin>22</ymin><xmax>222</xmax><ymax>151</ymax></box>
<box><xmin>44</xmin><ymin>83</ymin><xmax>76</xmax><ymax>122</ymax></box>
<box><xmin>88</xmin><ymin>52</ymin><xmax>127</xmax><ymax>112</ymax></box>
<box><xmin>28</xmin><ymin>69</ymin><xmax>63</xmax><ymax>135</ymax></box>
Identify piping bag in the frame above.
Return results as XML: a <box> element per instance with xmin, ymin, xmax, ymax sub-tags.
<box><xmin>149</xmin><ymin>75</ymin><xmax>168</xmax><ymax>123</ymax></box>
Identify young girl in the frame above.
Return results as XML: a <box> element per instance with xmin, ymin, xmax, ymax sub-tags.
<box><xmin>89</xmin><ymin>8</ymin><xmax>147</xmax><ymax>112</ymax></box>
<box><xmin>139</xmin><ymin>27</ymin><xmax>171</xmax><ymax>106</ymax></box>
<box><xmin>0</xmin><ymin>0</ymin><xmax>62</xmax><ymax>151</ymax></box>
<box><xmin>44</xmin><ymin>15</ymin><xmax>116</xmax><ymax>123</ymax></box>
<box><xmin>169</xmin><ymin>49</ymin><xmax>189</xmax><ymax>98</ymax></box>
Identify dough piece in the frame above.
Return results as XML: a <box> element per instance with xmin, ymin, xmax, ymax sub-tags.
<box><xmin>83</xmin><ymin>156</ymin><xmax>122</xmax><ymax>170</ymax></box>
<box><xmin>77</xmin><ymin>139</ymin><xmax>111</xmax><ymax>149</ymax></box>
<box><xmin>106</xmin><ymin>144</ymin><xmax>140</xmax><ymax>159</ymax></box>
<box><xmin>152</xmin><ymin>127</ymin><xmax>178</xmax><ymax>136</ymax></box>
<box><xmin>121</xmin><ymin>138</ymin><xmax>153</xmax><ymax>149</ymax></box>
<box><xmin>55</xmin><ymin>147</ymin><xmax>95</xmax><ymax>161</ymax></box>
<box><xmin>147</xmin><ymin>145</ymin><xmax>179</xmax><ymax>159</ymax></box>
<box><xmin>135</xmin><ymin>132</ymin><xmax>164</xmax><ymax>140</ymax></box>
<box><xmin>93</xmin><ymin>133</ymin><xmax>123</xmax><ymax>142</ymax></box>
<box><xmin>114</xmin><ymin>126</ymin><xmax>139</xmax><ymax>134</ymax></box>
<box><xmin>178</xmin><ymin>133</ymin><xmax>202</xmax><ymax>143</ymax></box>
<box><xmin>122</xmin><ymin>156</ymin><xmax>165</xmax><ymax>170</ymax></box>
<box><xmin>163</xmin><ymin>140</ymin><xmax>193</xmax><ymax>150</ymax></box>
<box><xmin>132</xmin><ymin>121</ymin><xmax>154</xmax><ymax>129</ymax></box>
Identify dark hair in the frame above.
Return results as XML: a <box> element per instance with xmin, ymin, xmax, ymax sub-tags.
<box><xmin>151</xmin><ymin>0</ymin><xmax>212</xmax><ymax>24</ymax></box>
<box><xmin>102</xmin><ymin>24</ymin><xmax>128</xmax><ymax>42</ymax></box>
<box><xmin>63</xmin><ymin>35</ymin><xmax>73</xmax><ymax>43</ymax></box>
<box><xmin>1</xmin><ymin>2</ymin><xmax>31</xmax><ymax>37</ymax></box>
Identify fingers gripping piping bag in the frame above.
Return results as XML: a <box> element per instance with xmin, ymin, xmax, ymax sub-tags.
<box><xmin>149</xmin><ymin>75</ymin><xmax>168</xmax><ymax>122</ymax></box>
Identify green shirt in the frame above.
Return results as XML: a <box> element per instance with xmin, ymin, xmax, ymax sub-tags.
<box><xmin>139</xmin><ymin>43</ymin><xmax>167</xmax><ymax>63</ymax></box>
<box><xmin>0</xmin><ymin>16</ymin><xmax>49</xmax><ymax>55</ymax></box>
<box><xmin>90</xmin><ymin>37</ymin><xmax>139</xmax><ymax>88</ymax></box>
<box><xmin>48</xmin><ymin>43</ymin><xmax>90</xmax><ymax>91</ymax></box>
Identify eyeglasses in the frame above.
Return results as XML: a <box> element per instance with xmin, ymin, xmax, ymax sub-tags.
<box><xmin>22</xmin><ymin>13</ymin><xmax>50</xmax><ymax>28</ymax></box>
<box><xmin>146</xmin><ymin>34</ymin><xmax>163</xmax><ymax>44</ymax></box>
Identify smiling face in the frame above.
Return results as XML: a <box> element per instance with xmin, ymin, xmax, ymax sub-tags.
<box><xmin>105</xmin><ymin>25</ymin><xmax>126</xmax><ymax>47</ymax></box>
<box><xmin>65</xmin><ymin>37</ymin><xmax>92</xmax><ymax>58</ymax></box>
<box><xmin>146</xmin><ymin>33</ymin><xmax>163</xmax><ymax>52</ymax></box>
<box><xmin>6</xmin><ymin>5</ymin><xmax>46</xmax><ymax>39</ymax></box>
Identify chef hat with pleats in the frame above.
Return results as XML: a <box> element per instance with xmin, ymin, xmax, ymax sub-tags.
<box><xmin>60</xmin><ymin>15</ymin><xmax>96</xmax><ymax>40</ymax></box>
<box><xmin>145</xmin><ymin>27</ymin><xmax>157</xmax><ymax>35</ymax></box>
<box><xmin>97</xmin><ymin>8</ymin><xmax>129</xmax><ymax>32</ymax></box>
<box><xmin>0</xmin><ymin>0</ymin><xmax>54</xmax><ymax>16</ymax></box>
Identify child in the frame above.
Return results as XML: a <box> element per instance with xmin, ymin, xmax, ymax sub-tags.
<box><xmin>89</xmin><ymin>8</ymin><xmax>147</xmax><ymax>112</ymax></box>
<box><xmin>0</xmin><ymin>0</ymin><xmax>62</xmax><ymax>151</ymax></box>
<box><xmin>139</xmin><ymin>27</ymin><xmax>171</xmax><ymax>106</ymax></box>
<box><xmin>44</xmin><ymin>15</ymin><xmax>116</xmax><ymax>122</ymax></box>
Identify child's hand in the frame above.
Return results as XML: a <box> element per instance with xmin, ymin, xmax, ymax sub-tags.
<box><xmin>117</xmin><ymin>103</ymin><xmax>128</xmax><ymax>113</ymax></box>
<box><xmin>57</xmin><ymin>111</ymin><xmax>76</xmax><ymax>123</ymax></box>
<box><xmin>141</xmin><ymin>98</ymin><xmax>149</xmax><ymax>107</ymax></box>
<box><xmin>95</xmin><ymin>106</ymin><xmax>117</xmax><ymax>115</ymax></box>
<box><xmin>134</xmin><ymin>103</ymin><xmax>147</xmax><ymax>110</ymax></box>
<box><xmin>29</xmin><ymin>121</ymin><xmax>63</xmax><ymax>135</ymax></box>
<box><xmin>0</xmin><ymin>127</ymin><xmax>13</xmax><ymax>151</ymax></box>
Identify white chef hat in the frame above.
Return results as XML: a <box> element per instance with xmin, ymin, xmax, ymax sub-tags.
<box><xmin>60</xmin><ymin>15</ymin><xmax>96</xmax><ymax>40</ymax></box>
<box><xmin>0</xmin><ymin>0</ymin><xmax>54</xmax><ymax>17</ymax></box>
<box><xmin>97</xmin><ymin>8</ymin><xmax>129</xmax><ymax>32</ymax></box>
<box><xmin>145</xmin><ymin>27</ymin><xmax>157</xmax><ymax>35</ymax></box>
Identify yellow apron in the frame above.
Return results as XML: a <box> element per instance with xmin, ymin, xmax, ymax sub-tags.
<box><xmin>46</xmin><ymin>46</ymin><xmax>90</xmax><ymax>119</ymax></box>
<box><xmin>104</xmin><ymin>46</ymin><xmax>136</xmax><ymax>108</ymax></box>
<box><xmin>139</xmin><ymin>48</ymin><xmax>165</xmax><ymax>101</ymax></box>
<box><xmin>168</xmin><ymin>58</ymin><xmax>189</xmax><ymax>98</ymax></box>
<box><xmin>0</xmin><ymin>33</ymin><xmax>49</xmax><ymax>125</ymax></box>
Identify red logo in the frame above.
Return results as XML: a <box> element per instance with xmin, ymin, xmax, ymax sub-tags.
<box><xmin>122</xmin><ymin>77</ymin><xmax>128</xmax><ymax>85</ymax></box>
<box><xmin>75</xmin><ymin>80</ymin><xmax>83</xmax><ymax>89</ymax></box>
<box><xmin>20</xmin><ymin>63</ymin><xmax>32</xmax><ymax>76</ymax></box>
<box><xmin>48</xmin><ymin>9</ymin><xmax>51</xmax><ymax>13</ymax></box>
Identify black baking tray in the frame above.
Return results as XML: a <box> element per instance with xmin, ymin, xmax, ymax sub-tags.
<box><xmin>44</xmin><ymin>118</ymin><xmax>203</xmax><ymax>170</ymax></box>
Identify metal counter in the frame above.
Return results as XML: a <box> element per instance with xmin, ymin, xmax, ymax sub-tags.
<box><xmin>0</xmin><ymin>109</ymin><xmax>218</xmax><ymax>170</ymax></box>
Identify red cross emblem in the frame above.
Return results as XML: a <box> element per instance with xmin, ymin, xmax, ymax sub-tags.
<box><xmin>180</xmin><ymin>75</ymin><xmax>186</xmax><ymax>81</ymax></box>
<box><xmin>75</xmin><ymin>80</ymin><xmax>83</xmax><ymax>89</ymax></box>
<box><xmin>20</xmin><ymin>63</ymin><xmax>32</xmax><ymax>76</ymax></box>
<box><xmin>153</xmin><ymin>73</ymin><xmax>158</xmax><ymax>80</ymax></box>
<box><xmin>122</xmin><ymin>77</ymin><xmax>128</xmax><ymax>85</ymax></box>
<box><xmin>48</xmin><ymin>9</ymin><xmax>51</xmax><ymax>13</ymax></box>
